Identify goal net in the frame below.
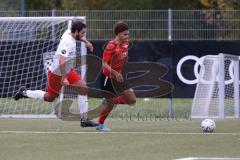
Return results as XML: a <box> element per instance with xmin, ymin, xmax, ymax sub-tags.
<box><xmin>191</xmin><ymin>53</ymin><xmax>240</xmax><ymax>119</ymax></box>
<box><xmin>0</xmin><ymin>17</ymin><xmax>87</xmax><ymax>118</ymax></box>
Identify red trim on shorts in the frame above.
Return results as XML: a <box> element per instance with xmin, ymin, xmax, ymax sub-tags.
<box><xmin>46</xmin><ymin>69</ymin><xmax>81</xmax><ymax>97</ymax></box>
<box><xmin>67</xmin><ymin>69</ymin><xmax>81</xmax><ymax>84</ymax></box>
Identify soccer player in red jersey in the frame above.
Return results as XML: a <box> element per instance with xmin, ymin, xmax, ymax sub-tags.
<box><xmin>96</xmin><ymin>21</ymin><xmax>136</xmax><ymax>132</ymax></box>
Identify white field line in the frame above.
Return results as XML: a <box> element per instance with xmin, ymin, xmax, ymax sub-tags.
<box><xmin>0</xmin><ymin>131</ymin><xmax>240</xmax><ymax>135</ymax></box>
<box><xmin>175</xmin><ymin>157</ymin><xmax>240</xmax><ymax>160</ymax></box>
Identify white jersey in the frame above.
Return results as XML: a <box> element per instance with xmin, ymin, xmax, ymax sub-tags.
<box><xmin>49</xmin><ymin>29</ymin><xmax>76</xmax><ymax>76</ymax></box>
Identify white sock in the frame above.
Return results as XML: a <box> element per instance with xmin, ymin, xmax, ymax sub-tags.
<box><xmin>78</xmin><ymin>95</ymin><xmax>88</xmax><ymax>120</ymax></box>
<box><xmin>26</xmin><ymin>90</ymin><xmax>45</xmax><ymax>100</ymax></box>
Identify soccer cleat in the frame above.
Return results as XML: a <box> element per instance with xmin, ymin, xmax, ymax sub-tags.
<box><xmin>14</xmin><ymin>87</ymin><xmax>27</xmax><ymax>100</ymax></box>
<box><xmin>80</xmin><ymin>118</ymin><xmax>99</xmax><ymax>127</ymax></box>
<box><xmin>96</xmin><ymin>124</ymin><xmax>111</xmax><ymax>132</ymax></box>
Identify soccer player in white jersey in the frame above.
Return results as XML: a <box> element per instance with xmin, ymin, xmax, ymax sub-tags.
<box><xmin>14</xmin><ymin>20</ymin><xmax>98</xmax><ymax>127</ymax></box>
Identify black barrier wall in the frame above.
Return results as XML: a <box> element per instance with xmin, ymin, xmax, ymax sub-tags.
<box><xmin>1</xmin><ymin>40</ymin><xmax>240</xmax><ymax>98</ymax></box>
<box><xmin>172</xmin><ymin>41</ymin><xmax>240</xmax><ymax>97</ymax></box>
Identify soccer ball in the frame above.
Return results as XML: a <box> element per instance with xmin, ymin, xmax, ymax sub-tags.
<box><xmin>201</xmin><ymin>119</ymin><xmax>216</xmax><ymax>132</ymax></box>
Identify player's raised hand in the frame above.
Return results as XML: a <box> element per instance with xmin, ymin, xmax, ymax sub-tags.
<box><xmin>80</xmin><ymin>38</ymin><xmax>94</xmax><ymax>52</ymax></box>
<box><xmin>86</xmin><ymin>41</ymin><xmax>94</xmax><ymax>52</ymax></box>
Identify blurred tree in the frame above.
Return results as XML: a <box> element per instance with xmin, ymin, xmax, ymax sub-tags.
<box><xmin>22</xmin><ymin>0</ymin><xmax>240</xmax><ymax>10</ymax></box>
<box><xmin>77</xmin><ymin>0</ymin><xmax>202</xmax><ymax>10</ymax></box>
<box><xmin>200</xmin><ymin>0</ymin><xmax>240</xmax><ymax>9</ymax></box>
<box><xmin>0</xmin><ymin>0</ymin><xmax>21</xmax><ymax>10</ymax></box>
<box><xmin>26</xmin><ymin>0</ymin><xmax>57</xmax><ymax>10</ymax></box>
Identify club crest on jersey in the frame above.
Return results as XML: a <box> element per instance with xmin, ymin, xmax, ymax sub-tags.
<box><xmin>61</xmin><ymin>49</ymin><xmax>66</xmax><ymax>54</ymax></box>
<box><xmin>122</xmin><ymin>44</ymin><xmax>128</xmax><ymax>49</ymax></box>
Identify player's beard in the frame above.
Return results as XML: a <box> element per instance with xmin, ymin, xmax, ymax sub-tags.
<box><xmin>76</xmin><ymin>34</ymin><xmax>81</xmax><ymax>41</ymax></box>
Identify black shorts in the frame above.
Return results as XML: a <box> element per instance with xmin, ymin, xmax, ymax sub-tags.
<box><xmin>100</xmin><ymin>74</ymin><xmax>130</xmax><ymax>98</ymax></box>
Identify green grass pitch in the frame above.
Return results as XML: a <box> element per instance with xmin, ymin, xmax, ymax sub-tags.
<box><xmin>0</xmin><ymin>118</ymin><xmax>240</xmax><ymax>160</ymax></box>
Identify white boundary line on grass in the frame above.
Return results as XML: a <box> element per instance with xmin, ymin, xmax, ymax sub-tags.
<box><xmin>175</xmin><ymin>157</ymin><xmax>240</xmax><ymax>160</ymax></box>
<box><xmin>0</xmin><ymin>131</ymin><xmax>240</xmax><ymax>135</ymax></box>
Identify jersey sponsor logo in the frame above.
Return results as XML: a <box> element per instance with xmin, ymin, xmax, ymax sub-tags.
<box><xmin>61</xmin><ymin>49</ymin><xmax>66</xmax><ymax>54</ymax></box>
<box><xmin>118</xmin><ymin>52</ymin><xmax>128</xmax><ymax>59</ymax></box>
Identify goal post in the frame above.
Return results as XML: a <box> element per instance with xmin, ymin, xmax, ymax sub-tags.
<box><xmin>0</xmin><ymin>16</ymin><xmax>87</xmax><ymax>118</ymax></box>
<box><xmin>191</xmin><ymin>53</ymin><xmax>240</xmax><ymax>119</ymax></box>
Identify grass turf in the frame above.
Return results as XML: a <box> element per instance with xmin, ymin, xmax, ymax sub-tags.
<box><xmin>0</xmin><ymin>118</ymin><xmax>240</xmax><ymax>160</ymax></box>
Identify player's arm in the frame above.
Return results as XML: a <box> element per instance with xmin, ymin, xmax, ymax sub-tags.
<box><xmin>59</xmin><ymin>55</ymin><xmax>69</xmax><ymax>86</ymax></box>
<box><xmin>58</xmin><ymin>46</ymin><xmax>70</xmax><ymax>86</ymax></box>
<box><xmin>102</xmin><ymin>61</ymin><xmax>123</xmax><ymax>83</ymax></box>
<box><xmin>80</xmin><ymin>37</ymin><xmax>93</xmax><ymax>52</ymax></box>
<box><xmin>59</xmin><ymin>55</ymin><xmax>67</xmax><ymax>76</ymax></box>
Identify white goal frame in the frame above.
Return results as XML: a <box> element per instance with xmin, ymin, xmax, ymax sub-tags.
<box><xmin>191</xmin><ymin>53</ymin><xmax>240</xmax><ymax>119</ymax></box>
<box><xmin>0</xmin><ymin>16</ymin><xmax>87</xmax><ymax>118</ymax></box>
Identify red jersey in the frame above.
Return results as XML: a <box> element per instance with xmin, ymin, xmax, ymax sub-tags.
<box><xmin>102</xmin><ymin>39</ymin><xmax>128</xmax><ymax>78</ymax></box>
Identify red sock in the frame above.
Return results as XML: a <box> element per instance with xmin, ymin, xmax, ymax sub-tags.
<box><xmin>98</xmin><ymin>107</ymin><xmax>110</xmax><ymax>124</ymax></box>
<box><xmin>112</xmin><ymin>96</ymin><xmax>126</xmax><ymax>105</ymax></box>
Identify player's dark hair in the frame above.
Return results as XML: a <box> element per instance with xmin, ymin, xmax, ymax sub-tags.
<box><xmin>114</xmin><ymin>21</ymin><xmax>129</xmax><ymax>35</ymax></box>
<box><xmin>71</xmin><ymin>20</ymin><xmax>86</xmax><ymax>33</ymax></box>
